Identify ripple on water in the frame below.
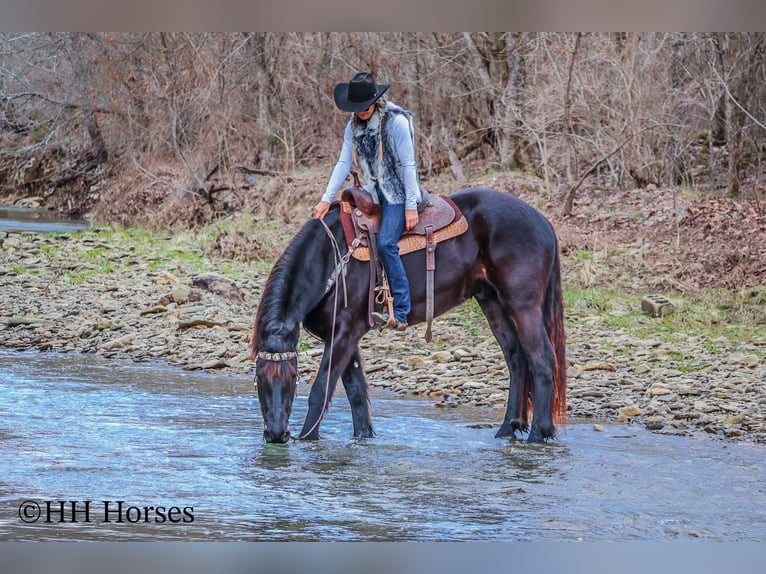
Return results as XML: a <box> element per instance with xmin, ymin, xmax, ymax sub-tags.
<box><xmin>1</xmin><ymin>350</ymin><xmax>764</xmax><ymax>541</ymax></box>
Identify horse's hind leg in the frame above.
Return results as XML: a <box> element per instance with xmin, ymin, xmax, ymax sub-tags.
<box><xmin>475</xmin><ymin>290</ymin><xmax>527</xmax><ymax>438</ymax></box>
<box><xmin>341</xmin><ymin>347</ymin><xmax>375</xmax><ymax>438</ymax></box>
<box><xmin>481</xmin><ymin>280</ymin><xmax>557</xmax><ymax>442</ymax></box>
<box><xmin>512</xmin><ymin>308</ymin><xmax>557</xmax><ymax>442</ymax></box>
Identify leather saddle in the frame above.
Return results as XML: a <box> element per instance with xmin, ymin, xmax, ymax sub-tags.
<box><xmin>338</xmin><ymin>184</ymin><xmax>467</xmax><ymax>261</ymax></box>
<box><xmin>337</xmin><ymin>176</ymin><xmax>468</xmax><ymax>341</ymax></box>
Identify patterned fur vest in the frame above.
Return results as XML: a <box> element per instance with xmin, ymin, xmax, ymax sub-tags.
<box><xmin>353</xmin><ymin>101</ymin><xmax>420</xmax><ymax>206</ymax></box>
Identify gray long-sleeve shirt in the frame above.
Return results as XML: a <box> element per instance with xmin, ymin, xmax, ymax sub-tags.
<box><xmin>321</xmin><ymin>108</ymin><xmax>421</xmax><ymax>210</ymax></box>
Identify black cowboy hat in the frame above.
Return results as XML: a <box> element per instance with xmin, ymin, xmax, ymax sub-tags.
<box><xmin>333</xmin><ymin>72</ymin><xmax>390</xmax><ymax>113</ymax></box>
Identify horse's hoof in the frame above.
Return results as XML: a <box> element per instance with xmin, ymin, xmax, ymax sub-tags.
<box><xmin>495</xmin><ymin>421</ymin><xmax>518</xmax><ymax>439</ymax></box>
<box><xmin>527</xmin><ymin>431</ymin><xmax>546</xmax><ymax>443</ymax></box>
<box><xmin>527</xmin><ymin>424</ymin><xmax>555</xmax><ymax>443</ymax></box>
<box><xmin>495</xmin><ymin>419</ymin><xmax>528</xmax><ymax>439</ymax></box>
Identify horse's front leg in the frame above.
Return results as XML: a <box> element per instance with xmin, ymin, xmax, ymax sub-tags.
<box><xmin>298</xmin><ymin>326</ymin><xmax>362</xmax><ymax>440</ymax></box>
<box><xmin>341</xmin><ymin>347</ymin><xmax>375</xmax><ymax>438</ymax></box>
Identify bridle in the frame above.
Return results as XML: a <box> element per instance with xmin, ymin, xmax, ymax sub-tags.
<box><xmin>256</xmin><ymin>351</ymin><xmax>297</xmax><ymax>362</ymax></box>
<box><xmin>292</xmin><ymin>216</ymin><xmax>348</xmax><ymax>440</ymax></box>
<box><xmin>256</xmin><ymin>215</ymin><xmax>348</xmax><ymax>442</ymax></box>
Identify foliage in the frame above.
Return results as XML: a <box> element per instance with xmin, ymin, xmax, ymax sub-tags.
<box><xmin>1</xmin><ymin>33</ymin><xmax>765</xmax><ymax>225</ymax></box>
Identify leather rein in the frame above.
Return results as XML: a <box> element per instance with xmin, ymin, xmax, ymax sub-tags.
<box><xmin>291</xmin><ymin>216</ymin><xmax>349</xmax><ymax>441</ymax></box>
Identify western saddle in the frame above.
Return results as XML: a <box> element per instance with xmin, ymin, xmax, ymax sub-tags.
<box><xmin>337</xmin><ymin>172</ymin><xmax>468</xmax><ymax>342</ymax></box>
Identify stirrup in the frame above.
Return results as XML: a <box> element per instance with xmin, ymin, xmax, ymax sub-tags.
<box><xmin>370</xmin><ymin>312</ymin><xmax>407</xmax><ymax>331</ymax></box>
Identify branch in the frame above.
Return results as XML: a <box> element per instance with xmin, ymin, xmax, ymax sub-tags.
<box><xmin>710</xmin><ymin>62</ymin><xmax>766</xmax><ymax>131</ymax></box>
<box><xmin>560</xmin><ymin>123</ymin><xmax>671</xmax><ymax>217</ymax></box>
<box><xmin>233</xmin><ymin>165</ymin><xmax>281</xmax><ymax>177</ymax></box>
<box><xmin>131</xmin><ymin>157</ymin><xmax>197</xmax><ymax>197</ymax></box>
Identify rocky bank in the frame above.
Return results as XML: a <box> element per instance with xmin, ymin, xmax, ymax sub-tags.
<box><xmin>1</xmin><ymin>228</ymin><xmax>764</xmax><ymax>443</ymax></box>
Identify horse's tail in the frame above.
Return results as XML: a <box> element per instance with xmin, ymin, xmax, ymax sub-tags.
<box><xmin>544</xmin><ymin>236</ymin><xmax>567</xmax><ymax>427</ymax></box>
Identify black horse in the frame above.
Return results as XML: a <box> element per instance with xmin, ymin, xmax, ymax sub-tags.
<box><xmin>250</xmin><ymin>187</ymin><xmax>566</xmax><ymax>444</ymax></box>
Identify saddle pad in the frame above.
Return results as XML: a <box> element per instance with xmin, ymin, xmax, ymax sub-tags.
<box><xmin>350</xmin><ymin>215</ymin><xmax>469</xmax><ymax>262</ymax></box>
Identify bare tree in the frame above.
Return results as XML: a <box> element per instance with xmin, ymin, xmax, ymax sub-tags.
<box><xmin>1</xmin><ymin>32</ymin><xmax>765</xmax><ymax>223</ymax></box>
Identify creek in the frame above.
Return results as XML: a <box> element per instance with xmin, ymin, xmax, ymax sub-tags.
<box><xmin>1</xmin><ymin>350</ymin><xmax>764</xmax><ymax>541</ymax></box>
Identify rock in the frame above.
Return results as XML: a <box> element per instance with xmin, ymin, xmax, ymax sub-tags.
<box><xmin>738</xmin><ymin>355</ymin><xmax>761</xmax><ymax>366</ymax></box>
<box><xmin>452</xmin><ymin>348</ymin><xmax>474</xmax><ymax>360</ymax></box>
<box><xmin>582</xmin><ymin>361</ymin><xmax>617</xmax><ymax>372</ymax></box>
<box><xmin>100</xmin><ymin>333</ymin><xmax>136</xmax><ymax>351</ymax></box>
<box><xmin>641</xmin><ymin>294</ymin><xmax>677</xmax><ymax>317</ymax></box>
<box><xmin>2</xmin><ymin>236</ymin><xmax>21</xmax><ymax>249</ymax></box>
<box><xmin>177</xmin><ymin>318</ymin><xmax>225</xmax><ymax>329</ymax></box>
<box><xmin>171</xmin><ymin>284</ymin><xmax>192</xmax><ymax>304</ymax></box>
<box><xmin>429</xmin><ymin>351</ymin><xmax>453</xmax><ymax>363</ymax></box>
<box><xmin>140</xmin><ymin>305</ymin><xmax>167</xmax><ymax>315</ymax></box>
<box><xmin>616</xmin><ymin>405</ymin><xmax>641</xmax><ymax>422</ymax></box>
<box><xmin>648</xmin><ymin>385</ymin><xmax>673</xmax><ymax>396</ymax></box>
<box><xmin>407</xmin><ymin>355</ymin><xmax>426</xmax><ymax>367</ymax></box>
<box><xmin>192</xmin><ymin>273</ymin><xmax>244</xmax><ymax>303</ymax></box>
<box><xmin>154</xmin><ymin>271</ymin><xmax>179</xmax><ymax>285</ymax></box>
<box><xmin>720</xmin><ymin>414</ymin><xmax>748</xmax><ymax>425</ymax></box>
<box><xmin>201</xmin><ymin>359</ymin><xmax>229</xmax><ymax>370</ymax></box>
<box><xmin>592</xmin><ymin>424</ymin><xmax>606</xmax><ymax>432</ymax></box>
<box><xmin>4</xmin><ymin>316</ymin><xmax>51</xmax><ymax>327</ymax></box>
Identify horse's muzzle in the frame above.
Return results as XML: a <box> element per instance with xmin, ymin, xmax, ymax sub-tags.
<box><xmin>263</xmin><ymin>428</ymin><xmax>291</xmax><ymax>444</ymax></box>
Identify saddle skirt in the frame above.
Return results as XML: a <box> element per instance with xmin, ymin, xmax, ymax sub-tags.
<box><xmin>338</xmin><ymin>185</ymin><xmax>468</xmax><ymax>261</ymax></box>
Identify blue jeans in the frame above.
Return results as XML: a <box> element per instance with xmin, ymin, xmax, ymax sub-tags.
<box><xmin>377</xmin><ymin>194</ymin><xmax>411</xmax><ymax>323</ymax></box>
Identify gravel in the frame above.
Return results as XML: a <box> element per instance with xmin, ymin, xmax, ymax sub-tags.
<box><xmin>2</xmin><ymin>229</ymin><xmax>764</xmax><ymax>443</ymax></box>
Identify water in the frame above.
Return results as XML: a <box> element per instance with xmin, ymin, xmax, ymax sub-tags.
<box><xmin>1</xmin><ymin>350</ymin><xmax>764</xmax><ymax>541</ymax></box>
<box><xmin>0</xmin><ymin>206</ymin><xmax>89</xmax><ymax>233</ymax></box>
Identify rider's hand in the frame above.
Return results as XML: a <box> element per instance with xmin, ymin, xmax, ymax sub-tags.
<box><xmin>313</xmin><ymin>201</ymin><xmax>330</xmax><ymax>219</ymax></box>
<box><xmin>405</xmin><ymin>209</ymin><xmax>419</xmax><ymax>231</ymax></box>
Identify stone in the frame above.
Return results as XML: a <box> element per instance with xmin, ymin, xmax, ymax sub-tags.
<box><xmin>100</xmin><ymin>333</ymin><xmax>136</xmax><ymax>351</ymax></box>
<box><xmin>582</xmin><ymin>361</ymin><xmax>617</xmax><ymax>372</ymax></box>
<box><xmin>192</xmin><ymin>273</ymin><xmax>244</xmax><ymax>303</ymax></box>
<box><xmin>641</xmin><ymin>294</ymin><xmax>677</xmax><ymax>317</ymax></box>
<box><xmin>617</xmin><ymin>404</ymin><xmax>641</xmax><ymax>422</ymax></box>
<box><xmin>171</xmin><ymin>284</ymin><xmax>192</xmax><ymax>304</ymax></box>
<box><xmin>140</xmin><ymin>305</ymin><xmax>167</xmax><ymax>315</ymax></box>
<box><xmin>720</xmin><ymin>414</ymin><xmax>748</xmax><ymax>425</ymax></box>
<box><xmin>201</xmin><ymin>359</ymin><xmax>229</xmax><ymax>370</ymax></box>
<box><xmin>4</xmin><ymin>316</ymin><xmax>51</xmax><ymax>327</ymax></box>
<box><xmin>430</xmin><ymin>351</ymin><xmax>453</xmax><ymax>363</ymax></box>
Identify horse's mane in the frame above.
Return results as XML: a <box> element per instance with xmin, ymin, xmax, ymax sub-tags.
<box><xmin>249</xmin><ymin>210</ymin><xmax>338</xmax><ymax>360</ymax></box>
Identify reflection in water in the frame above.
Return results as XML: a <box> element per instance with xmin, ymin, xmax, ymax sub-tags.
<box><xmin>0</xmin><ymin>350</ymin><xmax>764</xmax><ymax>541</ymax></box>
<box><xmin>254</xmin><ymin>444</ymin><xmax>293</xmax><ymax>471</ymax></box>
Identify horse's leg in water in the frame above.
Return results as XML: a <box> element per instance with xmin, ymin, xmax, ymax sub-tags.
<box><xmin>298</xmin><ymin>324</ymin><xmax>364</xmax><ymax>440</ymax></box>
<box><xmin>485</xmin><ymin>274</ymin><xmax>556</xmax><ymax>442</ymax></box>
<box><xmin>511</xmin><ymin>307</ymin><xmax>556</xmax><ymax>442</ymax></box>
<box><xmin>341</xmin><ymin>346</ymin><xmax>375</xmax><ymax>438</ymax></box>
<box><xmin>475</xmin><ymin>289</ymin><xmax>527</xmax><ymax>438</ymax></box>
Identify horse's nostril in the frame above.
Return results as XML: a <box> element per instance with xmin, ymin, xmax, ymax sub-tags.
<box><xmin>263</xmin><ymin>429</ymin><xmax>291</xmax><ymax>444</ymax></box>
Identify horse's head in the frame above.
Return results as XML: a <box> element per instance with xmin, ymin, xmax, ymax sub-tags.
<box><xmin>254</xmin><ymin>350</ymin><xmax>298</xmax><ymax>443</ymax></box>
